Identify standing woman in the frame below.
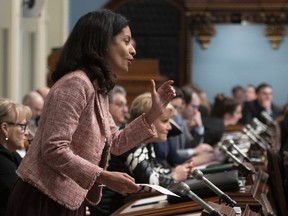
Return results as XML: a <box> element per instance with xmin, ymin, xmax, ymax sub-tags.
<box><xmin>6</xmin><ymin>9</ymin><xmax>175</xmax><ymax>216</ymax></box>
<box><xmin>0</xmin><ymin>98</ymin><xmax>31</xmax><ymax>216</ymax></box>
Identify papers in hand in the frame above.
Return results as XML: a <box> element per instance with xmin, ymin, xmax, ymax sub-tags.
<box><xmin>138</xmin><ymin>183</ymin><xmax>180</xmax><ymax>197</ymax></box>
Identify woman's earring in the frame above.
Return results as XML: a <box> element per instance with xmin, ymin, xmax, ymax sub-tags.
<box><xmin>5</xmin><ymin>137</ymin><xmax>8</xmax><ymax>141</ymax></box>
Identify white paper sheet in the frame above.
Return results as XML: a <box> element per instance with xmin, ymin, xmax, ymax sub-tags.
<box><xmin>137</xmin><ymin>183</ymin><xmax>180</xmax><ymax>197</ymax></box>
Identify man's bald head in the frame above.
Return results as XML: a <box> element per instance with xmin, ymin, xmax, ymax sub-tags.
<box><xmin>22</xmin><ymin>91</ymin><xmax>44</xmax><ymax>119</ymax></box>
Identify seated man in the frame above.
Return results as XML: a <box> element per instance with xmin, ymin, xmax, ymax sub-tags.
<box><xmin>239</xmin><ymin>83</ymin><xmax>281</xmax><ymax>125</ymax></box>
<box><xmin>231</xmin><ymin>85</ymin><xmax>245</xmax><ymax>104</ymax></box>
<box><xmin>245</xmin><ymin>84</ymin><xmax>256</xmax><ymax>102</ymax></box>
<box><xmin>170</xmin><ymin>85</ymin><xmax>214</xmax><ymax>159</ymax></box>
<box><xmin>22</xmin><ymin>91</ymin><xmax>44</xmax><ymax>136</ymax></box>
<box><xmin>108</xmin><ymin>85</ymin><xmax>129</xmax><ymax>128</ymax></box>
<box><xmin>154</xmin><ymin>86</ymin><xmax>222</xmax><ymax>169</ymax></box>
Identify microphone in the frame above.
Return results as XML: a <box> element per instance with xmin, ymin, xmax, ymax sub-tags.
<box><xmin>242</xmin><ymin>127</ymin><xmax>267</xmax><ymax>150</ymax></box>
<box><xmin>242</xmin><ymin>127</ymin><xmax>258</xmax><ymax>143</ymax></box>
<box><xmin>261</xmin><ymin>111</ymin><xmax>276</xmax><ymax>125</ymax></box>
<box><xmin>246</xmin><ymin>124</ymin><xmax>270</xmax><ymax>149</ymax></box>
<box><xmin>252</xmin><ymin>118</ymin><xmax>272</xmax><ymax>137</ymax></box>
<box><xmin>219</xmin><ymin>145</ymin><xmax>253</xmax><ymax>176</ymax></box>
<box><xmin>192</xmin><ymin>169</ymin><xmax>237</xmax><ymax>207</ymax></box>
<box><xmin>226</xmin><ymin>139</ymin><xmax>251</xmax><ymax>163</ymax></box>
<box><xmin>175</xmin><ymin>182</ymin><xmax>222</xmax><ymax>216</ymax></box>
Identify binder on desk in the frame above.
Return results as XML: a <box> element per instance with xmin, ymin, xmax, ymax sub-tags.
<box><xmin>200</xmin><ymin>163</ymin><xmax>235</xmax><ymax>175</ymax></box>
<box><xmin>167</xmin><ymin>169</ymin><xmax>240</xmax><ymax>204</ymax></box>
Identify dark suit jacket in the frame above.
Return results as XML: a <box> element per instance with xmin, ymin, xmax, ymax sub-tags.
<box><xmin>153</xmin><ymin>138</ymin><xmax>190</xmax><ymax>167</ymax></box>
<box><xmin>0</xmin><ymin>145</ymin><xmax>22</xmax><ymax>216</ymax></box>
<box><xmin>239</xmin><ymin>99</ymin><xmax>281</xmax><ymax>125</ymax></box>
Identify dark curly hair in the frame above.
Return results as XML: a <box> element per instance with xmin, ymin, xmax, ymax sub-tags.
<box><xmin>51</xmin><ymin>9</ymin><xmax>129</xmax><ymax>94</ymax></box>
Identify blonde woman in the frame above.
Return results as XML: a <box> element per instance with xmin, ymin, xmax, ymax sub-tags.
<box><xmin>0</xmin><ymin>98</ymin><xmax>31</xmax><ymax>215</ymax></box>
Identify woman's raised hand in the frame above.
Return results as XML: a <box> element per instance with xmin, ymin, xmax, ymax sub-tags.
<box><xmin>145</xmin><ymin>79</ymin><xmax>176</xmax><ymax>125</ymax></box>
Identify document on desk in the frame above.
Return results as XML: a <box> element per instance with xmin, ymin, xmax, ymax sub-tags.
<box><xmin>138</xmin><ymin>183</ymin><xmax>180</xmax><ymax>197</ymax></box>
<box><xmin>122</xmin><ymin>195</ymin><xmax>167</xmax><ymax>213</ymax></box>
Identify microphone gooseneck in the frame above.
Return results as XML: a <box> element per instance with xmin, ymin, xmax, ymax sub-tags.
<box><xmin>175</xmin><ymin>182</ymin><xmax>222</xmax><ymax>216</ymax></box>
<box><xmin>227</xmin><ymin>139</ymin><xmax>251</xmax><ymax>163</ymax></box>
<box><xmin>261</xmin><ymin>111</ymin><xmax>275</xmax><ymax>125</ymax></box>
<box><xmin>246</xmin><ymin>124</ymin><xmax>270</xmax><ymax>149</ymax></box>
<box><xmin>242</xmin><ymin>127</ymin><xmax>267</xmax><ymax>150</ymax></box>
<box><xmin>192</xmin><ymin>169</ymin><xmax>237</xmax><ymax>207</ymax></box>
<box><xmin>219</xmin><ymin>145</ymin><xmax>253</xmax><ymax>176</ymax></box>
<box><xmin>252</xmin><ymin>118</ymin><xmax>273</xmax><ymax>136</ymax></box>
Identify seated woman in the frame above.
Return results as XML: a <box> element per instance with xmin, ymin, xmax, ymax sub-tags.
<box><xmin>0</xmin><ymin>98</ymin><xmax>31</xmax><ymax>215</ymax></box>
<box><xmin>91</xmin><ymin>93</ymin><xmax>194</xmax><ymax>216</ymax></box>
<box><xmin>204</xmin><ymin>94</ymin><xmax>243</xmax><ymax>145</ymax></box>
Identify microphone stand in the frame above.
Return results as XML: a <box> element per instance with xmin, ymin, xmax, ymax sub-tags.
<box><xmin>252</xmin><ymin>118</ymin><xmax>273</xmax><ymax>141</ymax></box>
<box><xmin>175</xmin><ymin>182</ymin><xmax>223</xmax><ymax>216</ymax></box>
<box><xmin>175</xmin><ymin>182</ymin><xmax>239</xmax><ymax>216</ymax></box>
<box><xmin>192</xmin><ymin>169</ymin><xmax>237</xmax><ymax>207</ymax></box>
<box><xmin>226</xmin><ymin>139</ymin><xmax>252</xmax><ymax>163</ymax></box>
<box><xmin>247</xmin><ymin>124</ymin><xmax>270</xmax><ymax>149</ymax></box>
<box><xmin>242</xmin><ymin>127</ymin><xmax>267</xmax><ymax>150</ymax></box>
<box><xmin>219</xmin><ymin>145</ymin><xmax>255</xmax><ymax>177</ymax></box>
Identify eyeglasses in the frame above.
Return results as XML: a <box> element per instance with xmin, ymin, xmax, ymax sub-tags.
<box><xmin>5</xmin><ymin>122</ymin><xmax>28</xmax><ymax>132</ymax></box>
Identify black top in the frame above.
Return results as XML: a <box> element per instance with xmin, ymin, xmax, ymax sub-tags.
<box><xmin>239</xmin><ymin>99</ymin><xmax>281</xmax><ymax>125</ymax></box>
<box><xmin>203</xmin><ymin>117</ymin><xmax>225</xmax><ymax>146</ymax></box>
<box><xmin>0</xmin><ymin>145</ymin><xmax>22</xmax><ymax>216</ymax></box>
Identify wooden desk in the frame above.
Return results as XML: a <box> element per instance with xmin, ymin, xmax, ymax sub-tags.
<box><xmin>225</xmin><ymin>124</ymin><xmax>245</xmax><ymax>133</ymax></box>
<box><xmin>112</xmin><ymin>194</ymin><xmax>218</xmax><ymax>216</ymax></box>
<box><xmin>112</xmin><ymin>194</ymin><xmax>261</xmax><ymax>216</ymax></box>
<box><xmin>111</xmin><ymin>169</ymin><xmax>271</xmax><ymax>216</ymax></box>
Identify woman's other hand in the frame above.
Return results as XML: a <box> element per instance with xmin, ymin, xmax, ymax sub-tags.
<box><xmin>192</xmin><ymin>143</ymin><xmax>214</xmax><ymax>156</ymax></box>
<box><xmin>172</xmin><ymin>161</ymin><xmax>194</xmax><ymax>182</ymax></box>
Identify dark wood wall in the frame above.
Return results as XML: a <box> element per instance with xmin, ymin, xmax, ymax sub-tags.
<box><xmin>104</xmin><ymin>0</ymin><xmax>190</xmax><ymax>87</ymax></box>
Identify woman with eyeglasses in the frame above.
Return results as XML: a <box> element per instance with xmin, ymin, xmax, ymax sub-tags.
<box><xmin>0</xmin><ymin>98</ymin><xmax>31</xmax><ymax>216</ymax></box>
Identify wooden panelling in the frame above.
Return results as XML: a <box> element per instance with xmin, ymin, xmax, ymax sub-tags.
<box><xmin>117</xmin><ymin>59</ymin><xmax>166</xmax><ymax>106</ymax></box>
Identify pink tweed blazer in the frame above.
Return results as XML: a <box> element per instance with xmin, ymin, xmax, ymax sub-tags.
<box><xmin>17</xmin><ymin>70</ymin><xmax>156</xmax><ymax>210</ymax></box>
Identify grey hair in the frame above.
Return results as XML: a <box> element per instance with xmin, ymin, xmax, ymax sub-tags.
<box><xmin>108</xmin><ymin>85</ymin><xmax>127</xmax><ymax>103</ymax></box>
